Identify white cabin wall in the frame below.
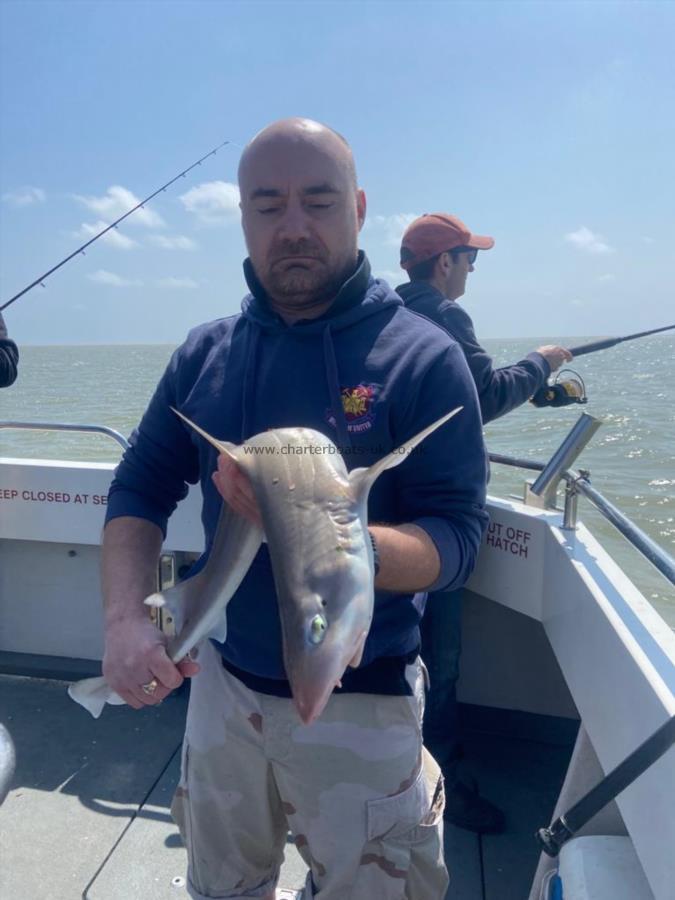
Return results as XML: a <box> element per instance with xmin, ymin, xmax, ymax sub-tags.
<box><xmin>0</xmin><ymin>539</ymin><xmax>104</xmax><ymax>660</ymax></box>
<box><xmin>458</xmin><ymin>590</ymin><xmax>579</xmax><ymax>720</ymax></box>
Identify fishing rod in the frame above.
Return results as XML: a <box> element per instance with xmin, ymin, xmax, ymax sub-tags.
<box><xmin>531</xmin><ymin>323</ymin><xmax>675</xmax><ymax>408</ymax></box>
<box><xmin>0</xmin><ymin>140</ymin><xmax>231</xmax><ymax>313</ymax></box>
<box><xmin>568</xmin><ymin>323</ymin><xmax>675</xmax><ymax>357</ymax></box>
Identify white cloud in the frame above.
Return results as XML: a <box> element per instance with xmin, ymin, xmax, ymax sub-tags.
<box><xmin>641</xmin><ymin>236</ymin><xmax>655</xmax><ymax>244</ymax></box>
<box><xmin>87</xmin><ymin>269</ymin><xmax>142</xmax><ymax>287</ymax></box>
<box><xmin>564</xmin><ymin>226</ymin><xmax>615</xmax><ymax>255</ymax></box>
<box><xmin>156</xmin><ymin>276</ymin><xmax>199</xmax><ymax>290</ymax></box>
<box><xmin>597</xmin><ymin>273</ymin><xmax>615</xmax><ymax>283</ymax></box>
<box><xmin>378</xmin><ymin>270</ymin><xmax>405</xmax><ymax>285</ymax></box>
<box><xmin>2</xmin><ymin>186</ymin><xmax>46</xmax><ymax>207</ymax></box>
<box><xmin>75</xmin><ymin>221</ymin><xmax>138</xmax><ymax>250</ymax></box>
<box><xmin>179</xmin><ymin>180</ymin><xmax>240</xmax><ymax>224</ymax></box>
<box><xmin>75</xmin><ymin>185</ymin><xmax>164</xmax><ymax>228</ymax></box>
<box><xmin>148</xmin><ymin>234</ymin><xmax>197</xmax><ymax>251</ymax></box>
<box><xmin>366</xmin><ymin>213</ymin><xmax>419</xmax><ymax>246</ymax></box>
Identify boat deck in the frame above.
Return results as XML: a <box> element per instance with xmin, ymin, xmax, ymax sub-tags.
<box><xmin>0</xmin><ymin>674</ymin><xmax>575</xmax><ymax>899</ymax></box>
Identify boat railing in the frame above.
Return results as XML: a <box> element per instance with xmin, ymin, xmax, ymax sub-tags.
<box><xmin>0</xmin><ymin>420</ymin><xmax>130</xmax><ymax>451</ymax></box>
<box><xmin>489</xmin><ymin>452</ymin><xmax>675</xmax><ymax>588</ymax></box>
<box><xmin>489</xmin><ymin>411</ymin><xmax>675</xmax><ymax>587</ymax></box>
<box><xmin>1</xmin><ymin>417</ymin><xmax>673</xmax><ymax>588</ymax></box>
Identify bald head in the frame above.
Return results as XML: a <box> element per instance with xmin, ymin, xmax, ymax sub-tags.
<box><xmin>238</xmin><ymin>117</ymin><xmax>366</xmax><ymax>320</ymax></box>
<box><xmin>238</xmin><ymin>118</ymin><xmax>357</xmax><ymax>191</ymax></box>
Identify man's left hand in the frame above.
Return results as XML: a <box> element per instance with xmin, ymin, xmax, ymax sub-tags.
<box><xmin>536</xmin><ymin>345</ymin><xmax>573</xmax><ymax>372</ymax></box>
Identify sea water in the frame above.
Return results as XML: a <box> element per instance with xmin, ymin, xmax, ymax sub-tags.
<box><xmin>1</xmin><ymin>336</ymin><xmax>673</xmax><ymax>625</ymax></box>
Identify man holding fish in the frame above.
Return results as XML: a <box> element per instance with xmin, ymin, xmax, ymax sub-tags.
<box><xmin>96</xmin><ymin>119</ymin><xmax>489</xmax><ymax>900</ymax></box>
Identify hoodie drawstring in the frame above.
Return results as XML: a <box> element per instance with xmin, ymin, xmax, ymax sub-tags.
<box><xmin>240</xmin><ymin>321</ymin><xmax>355</xmax><ymax>453</ymax></box>
<box><xmin>323</xmin><ymin>324</ymin><xmax>351</xmax><ymax>453</ymax></box>
<box><xmin>241</xmin><ymin>324</ymin><xmax>260</xmax><ymax>442</ymax></box>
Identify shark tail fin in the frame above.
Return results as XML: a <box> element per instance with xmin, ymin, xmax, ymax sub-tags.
<box><xmin>349</xmin><ymin>406</ymin><xmax>463</xmax><ymax>501</ymax></box>
<box><xmin>171</xmin><ymin>407</ymin><xmax>238</xmax><ymax>461</ymax></box>
<box><xmin>68</xmin><ymin>676</ymin><xmax>126</xmax><ymax>719</ymax></box>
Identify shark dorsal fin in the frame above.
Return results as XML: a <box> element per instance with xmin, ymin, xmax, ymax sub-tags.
<box><xmin>171</xmin><ymin>407</ymin><xmax>238</xmax><ymax>461</ymax></box>
<box><xmin>348</xmin><ymin>406</ymin><xmax>463</xmax><ymax>502</ymax></box>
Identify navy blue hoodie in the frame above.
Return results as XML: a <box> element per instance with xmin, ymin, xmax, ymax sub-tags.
<box><xmin>396</xmin><ymin>281</ymin><xmax>551</xmax><ymax>424</ymax></box>
<box><xmin>107</xmin><ymin>255</ymin><xmax>488</xmax><ymax>693</ymax></box>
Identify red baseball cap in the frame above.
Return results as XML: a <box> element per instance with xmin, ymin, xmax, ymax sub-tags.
<box><xmin>400</xmin><ymin>213</ymin><xmax>494</xmax><ymax>271</ymax></box>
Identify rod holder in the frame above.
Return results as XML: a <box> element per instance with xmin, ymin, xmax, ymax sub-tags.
<box><xmin>525</xmin><ymin>413</ymin><xmax>602</xmax><ymax>510</ymax></box>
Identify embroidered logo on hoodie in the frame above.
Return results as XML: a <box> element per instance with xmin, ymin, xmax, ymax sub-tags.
<box><xmin>326</xmin><ymin>384</ymin><xmax>379</xmax><ymax>434</ymax></box>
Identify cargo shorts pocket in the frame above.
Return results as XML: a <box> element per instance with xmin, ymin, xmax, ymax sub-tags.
<box><xmin>356</xmin><ymin>749</ymin><xmax>446</xmax><ymax>900</ymax></box>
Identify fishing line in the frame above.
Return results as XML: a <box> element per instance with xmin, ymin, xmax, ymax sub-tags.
<box><xmin>0</xmin><ymin>140</ymin><xmax>232</xmax><ymax>313</ymax></box>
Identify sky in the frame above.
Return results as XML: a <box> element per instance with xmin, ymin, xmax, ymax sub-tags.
<box><xmin>1</xmin><ymin>0</ymin><xmax>673</xmax><ymax>345</ymax></box>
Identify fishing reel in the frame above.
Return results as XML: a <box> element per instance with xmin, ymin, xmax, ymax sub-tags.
<box><xmin>530</xmin><ymin>369</ymin><xmax>587</xmax><ymax>408</ymax></box>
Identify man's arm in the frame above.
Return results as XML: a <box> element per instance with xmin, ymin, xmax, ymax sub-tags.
<box><xmin>387</xmin><ymin>338</ymin><xmax>488</xmax><ymax>593</ymax></box>
<box><xmin>102</xmin><ymin>516</ymin><xmax>163</xmax><ymax>628</ymax></box>
<box><xmin>370</xmin><ymin>523</ymin><xmax>440</xmax><ymax>592</ymax></box>
<box><xmin>438</xmin><ymin>304</ymin><xmax>570</xmax><ymax>423</ymax></box>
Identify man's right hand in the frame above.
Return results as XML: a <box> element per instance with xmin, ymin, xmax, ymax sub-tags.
<box><xmin>536</xmin><ymin>344</ymin><xmax>573</xmax><ymax>373</ymax></box>
<box><xmin>102</xmin><ymin>617</ymin><xmax>200</xmax><ymax>710</ymax></box>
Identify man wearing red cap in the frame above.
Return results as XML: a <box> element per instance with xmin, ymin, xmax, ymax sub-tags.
<box><xmin>397</xmin><ymin>213</ymin><xmax>572</xmax><ymax>422</ymax></box>
<box><xmin>396</xmin><ymin>213</ymin><xmax>572</xmax><ymax>834</ymax></box>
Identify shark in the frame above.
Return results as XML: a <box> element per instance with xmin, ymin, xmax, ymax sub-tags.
<box><xmin>68</xmin><ymin>405</ymin><xmax>461</xmax><ymax>723</ymax></box>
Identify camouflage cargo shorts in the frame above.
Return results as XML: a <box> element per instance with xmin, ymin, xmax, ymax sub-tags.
<box><xmin>172</xmin><ymin>640</ymin><xmax>448</xmax><ymax>899</ymax></box>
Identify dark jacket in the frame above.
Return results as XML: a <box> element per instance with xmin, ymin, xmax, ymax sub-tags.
<box><xmin>396</xmin><ymin>281</ymin><xmax>550</xmax><ymax>424</ymax></box>
<box><xmin>106</xmin><ymin>254</ymin><xmax>488</xmax><ymax>690</ymax></box>
<box><xmin>0</xmin><ymin>313</ymin><xmax>19</xmax><ymax>388</ymax></box>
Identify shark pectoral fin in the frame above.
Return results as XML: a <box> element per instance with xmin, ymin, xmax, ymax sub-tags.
<box><xmin>171</xmin><ymin>406</ymin><xmax>238</xmax><ymax>461</ymax></box>
<box><xmin>199</xmin><ymin>517</ymin><xmax>264</xmax><ymax>647</ymax></box>
<box><xmin>349</xmin><ymin>406</ymin><xmax>464</xmax><ymax>501</ymax></box>
<box><xmin>68</xmin><ymin>676</ymin><xmax>126</xmax><ymax>719</ymax></box>
<box><xmin>347</xmin><ymin>632</ymin><xmax>368</xmax><ymax>669</ymax></box>
<box><xmin>144</xmin><ymin>590</ymin><xmax>180</xmax><ymax>626</ymax></box>
<box><xmin>165</xmin><ymin>505</ymin><xmax>263</xmax><ymax>663</ymax></box>
<box><xmin>143</xmin><ymin>578</ymin><xmax>198</xmax><ymax>635</ymax></box>
<box><xmin>206</xmin><ymin>613</ymin><xmax>228</xmax><ymax>644</ymax></box>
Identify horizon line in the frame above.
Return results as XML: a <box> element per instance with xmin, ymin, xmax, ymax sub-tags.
<box><xmin>17</xmin><ymin>333</ymin><xmax>654</xmax><ymax>349</ymax></box>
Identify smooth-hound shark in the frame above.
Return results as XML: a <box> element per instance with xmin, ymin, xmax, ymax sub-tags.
<box><xmin>69</xmin><ymin>405</ymin><xmax>461</xmax><ymax>722</ymax></box>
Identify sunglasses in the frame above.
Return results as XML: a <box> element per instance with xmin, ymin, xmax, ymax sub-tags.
<box><xmin>450</xmin><ymin>246</ymin><xmax>479</xmax><ymax>264</ymax></box>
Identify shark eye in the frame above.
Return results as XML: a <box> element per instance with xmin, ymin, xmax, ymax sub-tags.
<box><xmin>308</xmin><ymin>614</ymin><xmax>327</xmax><ymax>645</ymax></box>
